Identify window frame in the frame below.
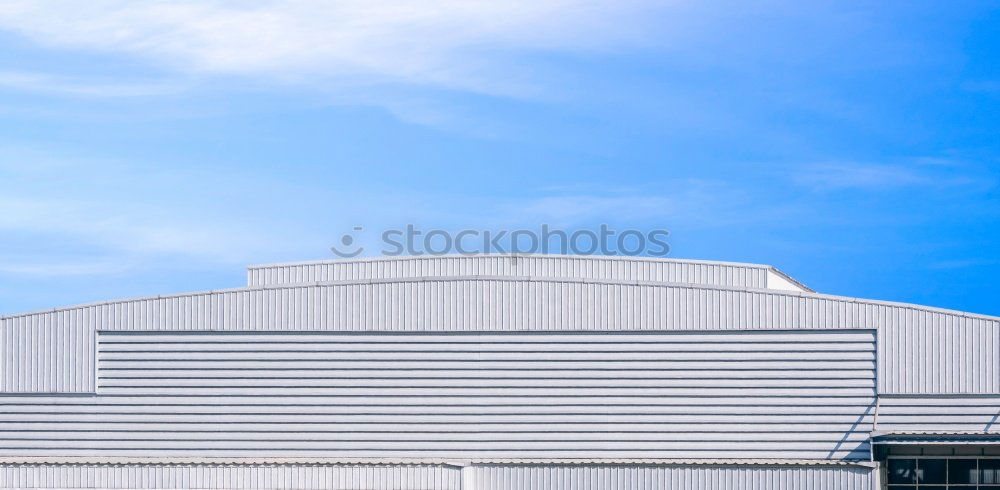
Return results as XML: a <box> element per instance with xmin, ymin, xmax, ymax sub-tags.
<box><xmin>885</xmin><ymin>455</ymin><xmax>1000</xmax><ymax>489</ymax></box>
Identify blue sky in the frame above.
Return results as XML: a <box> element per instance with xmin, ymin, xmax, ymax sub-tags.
<box><xmin>0</xmin><ymin>1</ymin><xmax>998</xmax><ymax>316</ymax></box>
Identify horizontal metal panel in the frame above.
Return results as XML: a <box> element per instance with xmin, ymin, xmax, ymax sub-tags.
<box><xmin>0</xmin><ymin>450</ymin><xmax>872</xmax><ymax>459</ymax></box>
<box><xmin>246</xmin><ymin>255</ymin><xmax>778</xmax><ymax>290</ymax></box>
<box><xmin>0</xmin><ymin>312</ymin><xmax>95</xmax><ymax>393</ymax></box>
<box><xmin>0</xmin><ymin>330</ymin><xmax>874</xmax><ymax>461</ymax></box>
<box><xmin>97</xmin><ymin>362</ymin><xmax>875</xmax><ymax>373</ymax></box>
<box><xmin>0</xmin><ymin>404</ymin><xmax>878</xmax><ymax>416</ymax></box>
<box><xmin>0</xmin><ymin>463</ymin><xmax>460</xmax><ymax>489</ymax></box>
<box><xmin>0</xmin><ymin>432</ymin><xmax>875</xmax><ymax>443</ymax></box>
<box><xmin>95</xmin><ymin>378</ymin><xmax>869</xmax><ymax>388</ymax></box>
<box><xmin>465</xmin><ymin>464</ymin><xmax>875</xmax><ymax>490</ymax></box>
<box><xmin>100</xmin><ymin>340</ymin><xmax>874</xmax><ymax>351</ymax></box>
<box><xmin>86</xmin><ymin>387</ymin><xmax>874</xmax><ymax>398</ymax></box>
<box><xmin>100</xmin><ymin>332</ymin><xmax>876</xmax><ymax>343</ymax></box>
<box><xmin>0</xmin><ymin>422</ymin><xmax>875</xmax><ymax>431</ymax></box>
<box><xmin>879</xmin><ymin>317</ymin><xmax>1000</xmax><ymax>394</ymax></box>
<box><xmin>97</xmin><ymin>350</ymin><xmax>875</xmax><ymax>361</ymax></box>
<box><xmin>0</xmin><ymin>395</ymin><xmax>879</xmax><ymax>406</ymax></box>
<box><xmin>95</xmin><ymin>369</ymin><xmax>877</xmax><ymax>380</ymax></box>
<box><xmin>876</xmin><ymin>396</ymin><xmax>1000</xmax><ymax>433</ymax></box>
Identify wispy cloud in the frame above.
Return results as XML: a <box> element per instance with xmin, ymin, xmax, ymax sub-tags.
<box><xmin>0</xmin><ymin>1</ymin><xmax>664</xmax><ymax>97</ymax></box>
<box><xmin>927</xmin><ymin>258</ymin><xmax>998</xmax><ymax>270</ymax></box>
<box><xmin>0</xmin><ymin>194</ymin><xmax>267</xmax><ymax>263</ymax></box>
<box><xmin>790</xmin><ymin>161</ymin><xmax>982</xmax><ymax>191</ymax></box>
<box><xmin>517</xmin><ymin>195</ymin><xmax>677</xmax><ymax>225</ymax></box>
<box><xmin>0</xmin><ymin>258</ymin><xmax>132</xmax><ymax>277</ymax></box>
<box><xmin>495</xmin><ymin>179</ymin><xmax>783</xmax><ymax>229</ymax></box>
<box><xmin>0</xmin><ymin>71</ymin><xmax>184</xmax><ymax>97</ymax></box>
<box><xmin>0</xmin><ymin>151</ymin><xmax>321</xmax><ymax>273</ymax></box>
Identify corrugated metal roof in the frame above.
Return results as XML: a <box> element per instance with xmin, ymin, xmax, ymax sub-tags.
<box><xmin>247</xmin><ymin>254</ymin><xmax>780</xmax><ymax>272</ymax></box>
<box><xmin>871</xmin><ymin>431</ymin><xmax>1000</xmax><ymax>444</ymax></box>
<box><xmin>4</xmin><ymin>264</ymin><xmax>997</xmax><ymax>325</ymax></box>
<box><xmin>246</xmin><ymin>255</ymin><xmax>814</xmax><ymax>292</ymax></box>
<box><xmin>873</xmin><ymin>430</ymin><xmax>1000</xmax><ymax>436</ymax></box>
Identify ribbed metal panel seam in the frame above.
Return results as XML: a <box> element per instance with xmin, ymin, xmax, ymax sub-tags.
<box><xmin>4</xmin><ymin>275</ymin><xmax>996</xmax><ymax>325</ymax></box>
<box><xmin>245</xmin><ymin>255</ymin><xmax>778</xmax><ymax>290</ymax></box>
<box><xmin>0</xmin><ymin>314</ymin><xmax>95</xmax><ymax>394</ymax></box>
<box><xmin>0</xmin><ymin>458</ymin><xmax>877</xmax><ymax>467</ymax></box>
<box><xmin>879</xmin><ymin>317</ymin><xmax>1000</xmax><ymax>394</ymax></box>
<box><xmin>0</xmin><ymin>463</ymin><xmax>461</xmax><ymax>490</ymax></box>
<box><xmin>463</xmin><ymin>464</ymin><xmax>876</xmax><ymax>490</ymax></box>
<box><xmin>0</xmin><ymin>463</ymin><xmax>876</xmax><ymax>489</ymax></box>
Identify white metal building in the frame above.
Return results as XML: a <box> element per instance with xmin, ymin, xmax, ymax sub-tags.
<box><xmin>0</xmin><ymin>254</ymin><xmax>997</xmax><ymax>489</ymax></box>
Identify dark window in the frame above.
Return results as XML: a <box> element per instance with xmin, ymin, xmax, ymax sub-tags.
<box><xmin>983</xmin><ymin>460</ymin><xmax>1000</xmax><ymax>485</ymax></box>
<box><xmin>890</xmin><ymin>459</ymin><xmax>918</xmax><ymax>484</ymax></box>
<box><xmin>948</xmin><ymin>459</ymin><xmax>978</xmax><ymax>483</ymax></box>
<box><xmin>950</xmin><ymin>459</ymin><xmax>978</xmax><ymax>484</ymax></box>
<box><xmin>919</xmin><ymin>459</ymin><xmax>947</xmax><ymax>484</ymax></box>
<box><xmin>886</xmin><ymin>457</ymin><xmax>1000</xmax><ymax>489</ymax></box>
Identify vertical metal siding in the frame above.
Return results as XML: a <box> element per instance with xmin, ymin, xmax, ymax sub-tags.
<box><xmin>246</xmin><ymin>256</ymin><xmax>772</xmax><ymax>290</ymax></box>
<box><xmin>879</xmin><ymin>316</ymin><xmax>1000</xmax><ymax>394</ymax></box>
<box><xmin>0</xmin><ymin>312</ymin><xmax>95</xmax><ymax>393</ymax></box>
<box><xmin>80</xmin><ymin>280</ymin><xmax>875</xmax><ymax>333</ymax></box>
<box><xmin>6</xmin><ymin>279</ymin><xmax>993</xmax><ymax>338</ymax></box>
<box><xmin>464</xmin><ymin>464</ymin><xmax>876</xmax><ymax>490</ymax></box>
<box><xmin>0</xmin><ymin>463</ymin><xmax>876</xmax><ymax>490</ymax></box>
<box><xmin>0</xmin><ymin>464</ymin><xmax>461</xmax><ymax>489</ymax></box>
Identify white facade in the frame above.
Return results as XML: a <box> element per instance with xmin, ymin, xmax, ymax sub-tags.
<box><xmin>0</xmin><ymin>254</ymin><xmax>997</xmax><ymax>489</ymax></box>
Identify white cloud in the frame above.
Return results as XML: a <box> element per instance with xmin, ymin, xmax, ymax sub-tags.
<box><xmin>927</xmin><ymin>258</ymin><xmax>998</xmax><ymax>270</ymax></box>
<box><xmin>0</xmin><ymin>0</ymin><xmax>664</xmax><ymax>96</ymax></box>
<box><xmin>0</xmin><ymin>71</ymin><xmax>184</xmax><ymax>97</ymax></box>
<box><xmin>0</xmin><ymin>194</ymin><xmax>267</xmax><ymax>263</ymax></box>
<box><xmin>516</xmin><ymin>195</ymin><xmax>677</xmax><ymax>225</ymax></box>
<box><xmin>491</xmin><ymin>179</ymin><xmax>773</xmax><ymax>229</ymax></box>
<box><xmin>0</xmin><ymin>152</ymin><xmax>323</xmax><ymax>270</ymax></box>
<box><xmin>0</xmin><ymin>258</ymin><xmax>132</xmax><ymax>277</ymax></box>
<box><xmin>790</xmin><ymin>161</ymin><xmax>980</xmax><ymax>191</ymax></box>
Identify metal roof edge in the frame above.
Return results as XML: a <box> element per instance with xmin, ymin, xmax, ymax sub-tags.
<box><xmin>245</xmin><ymin>254</ymin><xmax>776</xmax><ymax>272</ymax></box>
<box><xmin>873</xmin><ymin>430</ymin><xmax>1000</xmax><ymax>437</ymax></box>
<box><xmin>3</xmin><ymin>274</ymin><xmax>998</xmax><ymax>323</ymax></box>
<box><xmin>767</xmin><ymin>265</ymin><xmax>814</xmax><ymax>293</ymax></box>
<box><xmin>0</xmin><ymin>457</ymin><xmax>876</xmax><ymax>468</ymax></box>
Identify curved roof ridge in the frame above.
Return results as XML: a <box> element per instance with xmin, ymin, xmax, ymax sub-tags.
<box><xmin>245</xmin><ymin>254</ymin><xmax>812</xmax><ymax>292</ymax></box>
<box><xmin>2</xmin><ymin>273</ymin><xmax>997</xmax><ymax>324</ymax></box>
<box><xmin>247</xmin><ymin>253</ymin><xmax>776</xmax><ymax>271</ymax></box>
